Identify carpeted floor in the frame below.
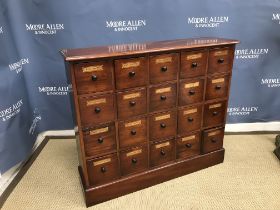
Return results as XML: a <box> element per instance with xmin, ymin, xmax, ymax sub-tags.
<box><xmin>2</xmin><ymin>134</ymin><xmax>280</xmax><ymax>210</ymax></box>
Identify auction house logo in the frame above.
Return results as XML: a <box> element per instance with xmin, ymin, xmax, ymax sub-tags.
<box><xmin>235</xmin><ymin>48</ymin><xmax>269</xmax><ymax>59</ymax></box>
<box><xmin>261</xmin><ymin>78</ymin><xmax>280</xmax><ymax>88</ymax></box>
<box><xmin>187</xmin><ymin>16</ymin><xmax>229</xmax><ymax>28</ymax></box>
<box><xmin>0</xmin><ymin>99</ymin><xmax>23</xmax><ymax>122</ymax></box>
<box><xmin>9</xmin><ymin>58</ymin><xmax>29</xmax><ymax>74</ymax></box>
<box><xmin>38</xmin><ymin>84</ymin><xmax>72</xmax><ymax>96</ymax></box>
<box><xmin>272</xmin><ymin>13</ymin><xmax>280</xmax><ymax>24</ymax></box>
<box><xmin>25</xmin><ymin>24</ymin><xmax>64</xmax><ymax>35</ymax></box>
<box><xmin>29</xmin><ymin>108</ymin><xmax>42</xmax><ymax>135</ymax></box>
<box><xmin>227</xmin><ymin>106</ymin><xmax>258</xmax><ymax>116</ymax></box>
<box><xmin>0</xmin><ymin>26</ymin><xmax>3</xmax><ymax>34</ymax></box>
<box><xmin>108</xmin><ymin>43</ymin><xmax>147</xmax><ymax>53</ymax></box>
<box><xmin>105</xmin><ymin>19</ymin><xmax>146</xmax><ymax>32</ymax></box>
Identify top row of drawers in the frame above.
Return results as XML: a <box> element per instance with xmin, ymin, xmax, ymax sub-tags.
<box><xmin>74</xmin><ymin>47</ymin><xmax>234</xmax><ymax>94</ymax></box>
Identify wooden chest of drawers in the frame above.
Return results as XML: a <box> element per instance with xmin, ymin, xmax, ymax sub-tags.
<box><xmin>61</xmin><ymin>37</ymin><xmax>239</xmax><ymax>207</ymax></box>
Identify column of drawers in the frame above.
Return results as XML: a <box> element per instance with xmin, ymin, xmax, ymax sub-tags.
<box><xmin>72</xmin><ymin>46</ymin><xmax>234</xmax><ymax>187</ymax></box>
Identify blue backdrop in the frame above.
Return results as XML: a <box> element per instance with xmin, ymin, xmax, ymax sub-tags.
<box><xmin>1</xmin><ymin>0</ymin><xmax>280</xmax><ymax>174</ymax></box>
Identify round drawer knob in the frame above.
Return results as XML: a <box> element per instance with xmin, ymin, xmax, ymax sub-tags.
<box><xmin>211</xmin><ymin>138</ymin><xmax>217</xmax><ymax>143</ymax></box>
<box><xmin>189</xmin><ymin>90</ymin><xmax>195</xmax><ymax>95</ymax></box>
<box><xmin>129</xmin><ymin>101</ymin><xmax>136</xmax><ymax>106</ymax></box>
<box><xmin>91</xmin><ymin>75</ymin><xmax>98</xmax><ymax>81</ymax></box>
<box><xmin>97</xmin><ymin>137</ymin><xmax>103</xmax><ymax>144</ymax></box>
<box><xmin>95</xmin><ymin>107</ymin><xmax>101</xmax><ymax>113</ymax></box>
<box><xmin>131</xmin><ymin>130</ymin><xmax>137</xmax><ymax>135</ymax></box>
<box><xmin>129</xmin><ymin>71</ymin><xmax>136</xmax><ymax>77</ymax></box>
<box><xmin>191</xmin><ymin>62</ymin><xmax>198</xmax><ymax>68</ymax></box>
<box><xmin>160</xmin><ymin>149</ymin><xmax>166</xmax><ymax>156</ymax></box>
<box><xmin>131</xmin><ymin>158</ymin><xmax>138</xmax><ymax>164</ymax></box>
<box><xmin>215</xmin><ymin>85</ymin><xmax>222</xmax><ymax>90</ymax></box>
<box><xmin>160</xmin><ymin>123</ymin><xmax>166</xmax><ymax>128</ymax></box>
<box><xmin>161</xmin><ymin>66</ymin><xmax>168</xmax><ymax>72</ymax></box>
<box><xmin>187</xmin><ymin>117</ymin><xmax>194</xmax><ymax>122</ymax></box>
<box><xmin>218</xmin><ymin>58</ymin><xmax>224</xmax><ymax>63</ymax></box>
<box><xmin>160</xmin><ymin>95</ymin><xmax>167</xmax><ymax>100</ymax></box>
<box><xmin>100</xmin><ymin>166</ymin><xmax>106</xmax><ymax>173</ymax></box>
<box><xmin>185</xmin><ymin>143</ymin><xmax>192</xmax><ymax>148</ymax></box>
<box><xmin>212</xmin><ymin>111</ymin><xmax>219</xmax><ymax>116</ymax></box>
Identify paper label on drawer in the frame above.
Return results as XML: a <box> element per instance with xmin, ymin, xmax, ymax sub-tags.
<box><xmin>155</xmin><ymin>87</ymin><xmax>171</xmax><ymax>94</ymax></box>
<box><xmin>208</xmin><ymin>130</ymin><xmax>221</xmax><ymax>137</ymax></box>
<box><xmin>212</xmin><ymin>78</ymin><xmax>225</xmax><ymax>84</ymax></box>
<box><xmin>155</xmin><ymin>57</ymin><xmax>172</xmax><ymax>64</ymax></box>
<box><xmin>184</xmin><ymin>82</ymin><xmax>199</xmax><ymax>89</ymax></box>
<box><xmin>125</xmin><ymin>120</ymin><xmax>142</xmax><ymax>127</ymax></box>
<box><xmin>89</xmin><ymin>127</ymin><xmax>109</xmax><ymax>135</ymax></box>
<box><xmin>155</xmin><ymin>142</ymin><xmax>170</xmax><ymax>149</ymax></box>
<box><xmin>183</xmin><ymin>108</ymin><xmax>197</xmax><ymax>115</ymax></box>
<box><xmin>214</xmin><ymin>50</ymin><xmax>228</xmax><ymax>56</ymax></box>
<box><xmin>86</xmin><ymin>98</ymin><xmax>106</xmax><ymax>106</ymax></box>
<box><xmin>93</xmin><ymin>158</ymin><xmax>111</xmax><ymax>166</ymax></box>
<box><xmin>82</xmin><ymin>65</ymin><xmax>103</xmax><ymax>73</ymax></box>
<box><xmin>121</xmin><ymin>61</ymin><xmax>140</xmax><ymax>69</ymax></box>
<box><xmin>209</xmin><ymin>103</ymin><xmax>222</xmax><ymax>109</ymax></box>
<box><xmin>182</xmin><ymin>135</ymin><xmax>196</xmax><ymax>142</ymax></box>
<box><xmin>123</xmin><ymin>92</ymin><xmax>141</xmax><ymax>100</ymax></box>
<box><xmin>186</xmin><ymin>53</ymin><xmax>202</xmax><ymax>60</ymax></box>
<box><xmin>126</xmin><ymin>149</ymin><xmax>142</xmax><ymax>157</ymax></box>
<box><xmin>155</xmin><ymin>114</ymin><xmax>170</xmax><ymax>121</ymax></box>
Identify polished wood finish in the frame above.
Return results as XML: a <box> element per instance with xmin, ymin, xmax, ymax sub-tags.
<box><xmin>61</xmin><ymin>37</ymin><xmax>238</xmax><ymax>207</ymax></box>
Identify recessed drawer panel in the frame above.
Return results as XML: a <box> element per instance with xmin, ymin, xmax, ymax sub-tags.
<box><xmin>149</xmin><ymin>53</ymin><xmax>179</xmax><ymax>84</ymax></box>
<box><xmin>150</xmin><ymin>139</ymin><xmax>175</xmax><ymax>167</ymax></box>
<box><xmin>206</xmin><ymin>74</ymin><xmax>230</xmax><ymax>100</ymax></box>
<box><xmin>202</xmin><ymin>127</ymin><xmax>224</xmax><ymax>153</ymax></box>
<box><xmin>83</xmin><ymin>122</ymin><xmax>116</xmax><ymax>157</ymax></box>
<box><xmin>180</xmin><ymin>50</ymin><xmax>208</xmax><ymax>78</ymax></box>
<box><xmin>114</xmin><ymin>57</ymin><xmax>148</xmax><ymax>89</ymax></box>
<box><xmin>176</xmin><ymin>132</ymin><xmax>201</xmax><ymax>159</ymax></box>
<box><xmin>117</xmin><ymin>88</ymin><xmax>147</xmax><ymax>119</ymax></box>
<box><xmin>179</xmin><ymin>78</ymin><xmax>204</xmax><ymax>106</ymax></box>
<box><xmin>120</xmin><ymin>146</ymin><xmax>148</xmax><ymax>176</ymax></box>
<box><xmin>203</xmin><ymin>101</ymin><xmax>227</xmax><ymax>128</ymax></box>
<box><xmin>149</xmin><ymin>110</ymin><xmax>177</xmax><ymax>141</ymax></box>
<box><xmin>177</xmin><ymin>105</ymin><xmax>202</xmax><ymax>135</ymax></box>
<box><xmin>208</xmin><ymin>47</ymin><xmax>234</xmax><ymax>74</ymax></box>
<box><xmin>149</xmin><ymin>82</ymin><xmax>177</xmax><ymax>112</ymax></box>
<box><xmin>118</xmin><ymin>117</ymin><xmax>147</xmax><ymax>148</ymax></box>
<box><xmin>79</xmin><ymin>93</ymin><xmax>115</xmax><ymax>127</ymax></box>
<box><xmin>74</xmin><ymin>60</ymin><xmax>114</xmax><ymax>94</ymax></box>
<box><xmin>87</xmin><ymin>153</ymin><xmax>119</xmax><ymax>186</ymax></box>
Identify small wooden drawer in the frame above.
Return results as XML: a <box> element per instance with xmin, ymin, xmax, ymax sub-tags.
<box><xmin>179</xmin><ymin>78</ymin><xmax>204</xmax><ymax>106</ymax></box>
<box><xmin>117</xmin><ymin>88</ymin><xmax>147</xmax><ymax>119</ymax></box>
<box><xmin>206</xmin><ymin>74</ymin><xmax>230</xmax><ymax>100</ymax></box>
<box><xmin>149</xmin><ymin>82</ymin><xmax>177</xmax><ymax>112</ymax></box>
<box><xmin>114</xmin><ymin>57</ymin><xmax>148</xmax><ymax>90</ymax></box>
<box><xmin>208</xmin><ymin>47</ymin><xmax>234</xmax><ymax>74</ymax></box>
<box><xmin>176</xmin><ymin>132</ymin><xmax>201</xmax><ymax>159</ymax></box>
<box><xmin>118</xmin><ymin>117</ymin><xmax>147</xmax><ymax>148</ymax></box>
<box><xmin>177</xmin><ymin>105</ymin><xmax>202</xmax><ymax>135</ymax></box>
<box><xmin>120</xmin><ymin>146</ymin><xmax>148</xmax><ymax>176</ymax></box>
<box><xmin>149</xmin><ymin>53</ymin><xmax>179</xmax><ymax>84</ymax></box>
<box><xmin>87</xmin><ymin>153</ymin><xmax>119</xmax><ymax>186</ymax></box>
<box><xmin>83</xmin><ymin>122</ymin><xmax>116</xmax><ymax>157</ymax></box>
<box><xmin>150</xmin><ymin>139</ymin><xmax>175</xmax><ymax>167</ymax></box>
<box><xmin>203</xmin><ymin>101</ymin><xmax>227</xmax><ymax>128</ymax></box>
<box><xmin>79</xmin><ymin>93</ymin><xmax>115</xmax><ymax>127</ymax></box>
<box><xmin>74</xmin><ymin>60</ymin><xmax>114</xmax><ymax>94</ymax></box>
<box><xmin>180</xmin><ymin>50</ymin><xmax>208</xmax><ymax>78</ymax></box>
<box><xmin>149</xmin><ymin>110</ymin><xmax>177</xmax><ymax>141</ymax></box>
<box><xmin>202</xmin><ymin>127</ymin><xmax>224</xmax><ymax>153</ymax></box>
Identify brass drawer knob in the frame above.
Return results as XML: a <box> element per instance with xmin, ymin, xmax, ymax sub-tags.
<box><xmin>128</xmin><ymin>71</ymin><xmax>136</xmax><ymax>77</ymax></box>
<box><xmin>211</xmin><ymin>138</ymin><xmax>217</xmax><ymax>143</ymax></box>
<box><xmin>187</xmin><ymin>117</ymin><xmax>194</xmax><ymax>122</ymax></box>
<box><xmin>212</xmin><ymin>111</ymin><xmax>219</xmax><ymax>116</ymax></box>
<box><xmin>185</xmin><ymin>143</ymin><xmax>192</xmax><ymax>148</ymax></box>
<box><xmin>160</xmin><ymin>149</ymin><xmax>166</xmax><ymax>156</ymax></box>
<box><xmin>129</xmin><ymin>101</ymin><xmax>136</xmax><ymax>106</ymax></box>
<box><xmin>94</xmin><ymin>107</ymin><xmax>101</xmax><ymax>113</ymax></box>
<box><xmin>189</xmin><ymin>90</ymin><xmax>195</xmax><ymax>95</ymax></box>
<box><xmin>100</xmin><ymin>166</ymin><xmax>106</xmax><ymax>173</ymax></box>
<box><xmin>160</xmin><ymin>95</ymin><xmax>167</xmax><ymax>100</ymax></box>
<box><xmin>160</xmin><ymin>123</ymin><xmax>166</xmax><ymax>128</ymax></box>
<box><xmin>161</xmin><ymin>66</ymin><xmax>168</xmax><ymax>72</ymax></box>
<box><xmin>131</xmin><ymin>130</ymin><xmax>137</xmax><ymax>135</ymax></box>
<box><xmin>215</xmin><ymin>85</ymin><xmax>222</xmax><ymax>90</ymax></box>
<box><xmin>218</xmin><ymin>58</ymin><xmax>224</xmax><ymax>63</ymax></box>
<box><xmin>91</xmin><ymin>75</ymin><xmax>98</xmax><ymax>81</ymax></box>
<box><xmin>97</xmin><ymin>137</ymin><xmax>103</xmax><ymax>144</ymax></box>
<box><xmin>131</xmin><ymin>158</ymin><xmax>138</xmax><ymax>164</ymax></box>
<box><xmin>191</xmin><ymin>62</ymin><xmax>198</xmax><ymax>68</ymax></box>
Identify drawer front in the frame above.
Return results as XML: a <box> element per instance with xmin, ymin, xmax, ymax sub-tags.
<box><xmin>74</xmin><ymin>60</ymin><xmax>114</xmax><ymax>94</ymax></box>
<box><xmin>120</xmin><ymin>146</ymin><xmax>148</xmax><ymax>176</ymax></box>
<box><xmin>149</xmin><ymin>83</ymin><xmax>177</xmax><ymax>112</ymax></box>
<box><xmin>79</xmin><ymin>93</ymin><xmax>115</xmax><ymax>127</ymax></box>
<box><xmin>118</xmin><ymin>117</ymin><xmax>147</xmax><ymax>148</ymax></box>
<box><xmin>150</xmin><ymin>140</ymin><xmax>175</xmax><ymax>167</ymax></box>
<box><xmin>203</xmin><ymin>101</ymin><xmax>227</xmax><ymax>127</ymax></box>
<box><xmin>83</xmin><ymin>123</ymin><xmax>116</xmax><ymax>156</ymax></box>
<box><xmin>87</xmin><ymin>153</ymin><xmax>119</xmax><ymax>186</ymax></box>
<box><xmin>179</xmin><ymin>78</ymin><xmax>204</xmax><ymax>106</ymax></box>
<box><xmin>206</xmin><ymin>74</ymin><xmax>230</xmax><ymax>100</ymax></box>
<box><xmin>180</xmin><ymin>50</ymin><xmax>208</xmax><ymax>78</ymax></box>
<box><xmin>208</xmin><ymin>47</ymin><xmax>234</xmax><ymax>74</ymax></box>
<box><xmin>117</xmin><ymin>88</ymin><xmax>147</xmax><ymax>119</ymax></box>
<box><xmin>176</xmin><ymin>132</ymin><xmax>201</xmax><ymax>159</ymax></box>
<box><xmin>149</xmin><ymin>53</ymin><xmax>179</xmax><ymax>84</ymax></box>
<box><xmin>177</xmin><ymin>105</ymin><xmax>202</xmax><ymax>135</ymax></box>
<box><xmin>115</xmin><ymin>57</ymin><xmax>148</xmax><ymax>89</ymax></box>
<box><xmin>149</xmin><ymin>111</ymin><xmax>177</xmax><ymax>140</ymax></box>
<box><xmin>202</xmin><ymin>127</ymin><xmax>224</xmax><ymax>153</ymax></box>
